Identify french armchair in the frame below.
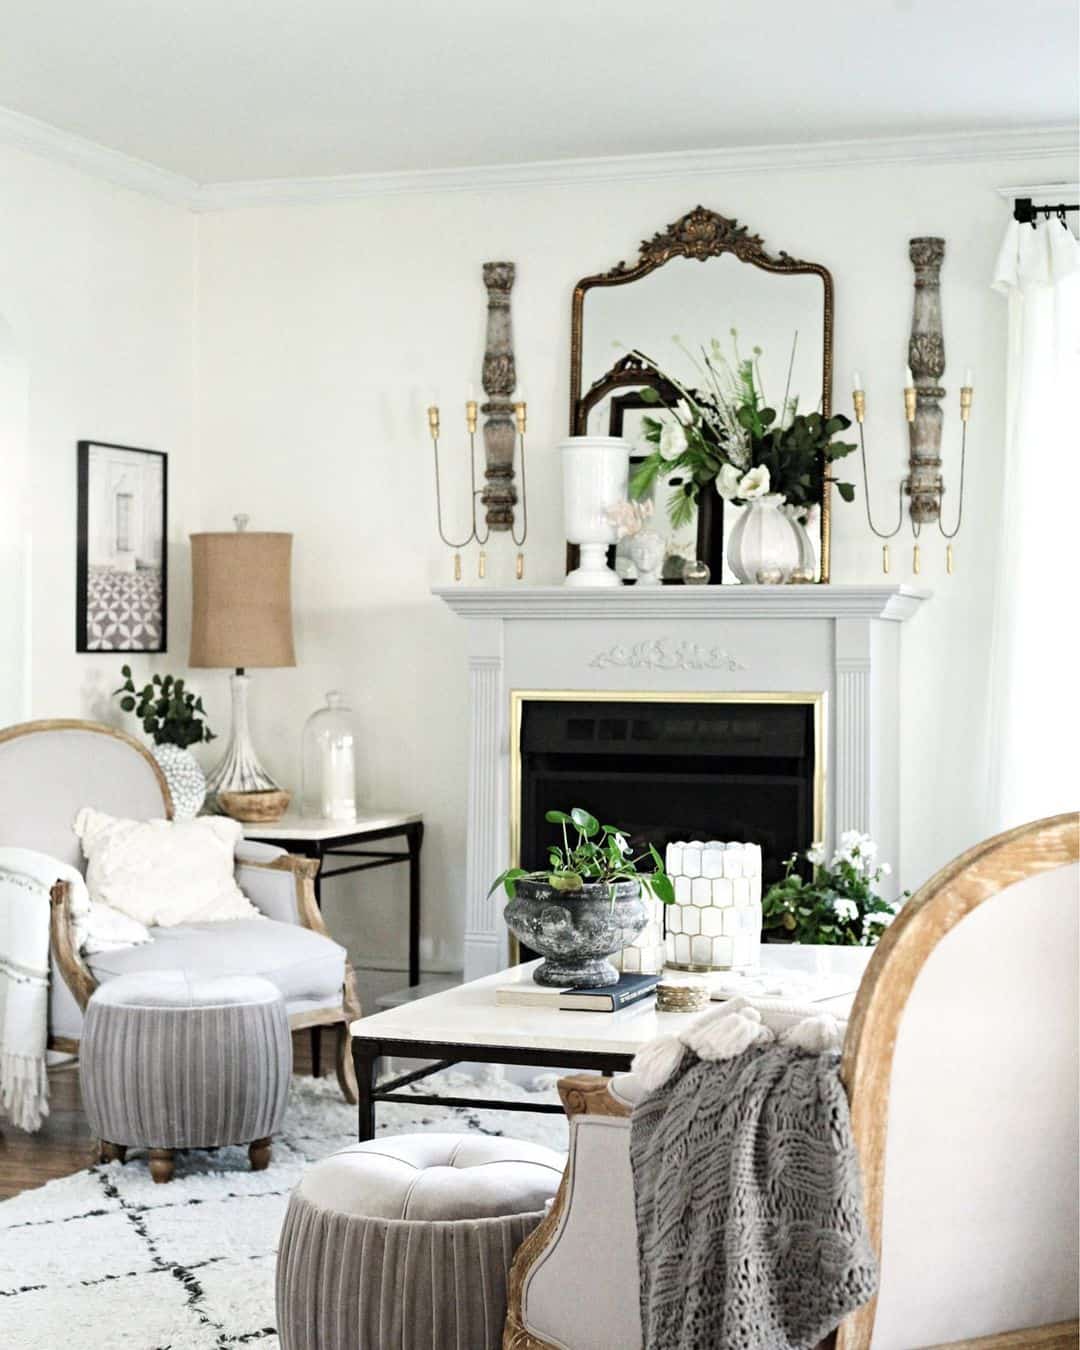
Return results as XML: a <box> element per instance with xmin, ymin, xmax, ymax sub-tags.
<box><xmin>506</xmin><ymin>814</ymin><xmax>1080</xmax><ymax>1350</ymax></box>
<box><xmin>0</xmin><ymin>719</ymin><xmax>360</xmax><ymax>1102</ymax></box>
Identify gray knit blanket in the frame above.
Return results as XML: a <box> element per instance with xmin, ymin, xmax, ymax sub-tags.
<box><xmin>630</xmin><ymin>1042</ymin><xmax>878</xmax><ymax>1350</ymax></box>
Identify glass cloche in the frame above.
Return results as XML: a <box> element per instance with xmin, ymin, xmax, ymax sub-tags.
<box><xmin>302</xmin><ymin>692</ymin><xmax>357</xmax><ymax>822</ymax></box>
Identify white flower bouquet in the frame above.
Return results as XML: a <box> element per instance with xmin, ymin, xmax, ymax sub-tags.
<box><xmin>762</xmin><ymin>830</ymin><xmax>905</xmax><ymax>946</ymax></box>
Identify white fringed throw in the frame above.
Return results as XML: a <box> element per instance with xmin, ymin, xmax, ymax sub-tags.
<box><xmin>0</xmin><ymin>848</ymin><xmax>154</xmax><ymax>1133</ymax></box>
<box><xmin>0</xmin><ymin>850</ymin><xmax>57</xmax><ymax>1131</ymax></box>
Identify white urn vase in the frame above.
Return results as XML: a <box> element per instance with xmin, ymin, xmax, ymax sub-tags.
<box><xmin>561</xmin><ymin>436</ymin><xmax>630</xmax><ymax>588</ymax></box>
<box><xmin>152</xmin><ymin>743</ymin><xmax>207</xmax><ymax>819</ymax></box>
<box><xmin>727</xmin><ymin>494</ymin><xmax>804</xmax><ymax>583</ymax></box>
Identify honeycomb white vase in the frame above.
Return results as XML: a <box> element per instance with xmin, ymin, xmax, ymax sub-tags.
<box><xmin>152</xmin><ymin>743</ymin><xmax>207</xmax><ymax>819</ymax></box>
<box><xmin>664</xmin><ymin>840</ymin><xmax>763</xmax><ymax>971</ymax></box>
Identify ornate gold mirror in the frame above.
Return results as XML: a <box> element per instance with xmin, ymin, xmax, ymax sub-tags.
<box><xmin>569</xmin><ymin>207</ymin><xmax>835</xmax><ymax>581</ymax></box>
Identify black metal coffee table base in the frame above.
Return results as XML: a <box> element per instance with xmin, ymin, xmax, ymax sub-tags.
<box><xmin>352</xmin><ymin>1037</ymin><xmax>634</xmax><ymax>1140</ymax></box>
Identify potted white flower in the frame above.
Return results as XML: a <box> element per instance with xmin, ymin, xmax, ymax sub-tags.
<box><xmin>761</xmin><ymin>831</ymin><xmax>906</xmax><ymax>978</ymax></box>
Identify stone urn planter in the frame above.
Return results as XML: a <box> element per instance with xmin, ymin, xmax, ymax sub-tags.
<box><xmin>504</xmin><ymin>878</ymin><xmax>648</xmax><ymax>988</ymax></box>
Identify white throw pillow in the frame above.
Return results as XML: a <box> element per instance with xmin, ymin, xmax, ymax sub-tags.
<box><xmin>74</xmin><ymin>808</ymin><xmax>261</xmax><ymax>928</ymax></box>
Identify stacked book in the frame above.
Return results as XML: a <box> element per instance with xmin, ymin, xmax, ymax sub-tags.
<box><xmin>495</xmin><ymin>972</ymin><xmax>660</xmax><ymax>1013</ymax></box>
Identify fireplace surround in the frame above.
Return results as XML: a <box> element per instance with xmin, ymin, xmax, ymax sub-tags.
<box><xmin>437</xmin><ymin>584</ymin><xmax>927</xmax><ymax>979</ymax></box>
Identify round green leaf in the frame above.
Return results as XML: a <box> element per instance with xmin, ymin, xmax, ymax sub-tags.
<box><xmin>544</xmin><ymin>809</ymin><xmax>572</xmax><ymax>825</ymax></box>
<box><xmin>570</xmin><ymin>807</ymin><xmax>599</xmax><ymax>837</ymax></box>
<box><xmin>120</xmin><ymin>696</ymin><xmax>136</xmax><ymax>712</ymax></box>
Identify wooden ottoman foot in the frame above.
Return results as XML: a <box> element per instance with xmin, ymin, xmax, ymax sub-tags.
<box><xmin>249</xmin><ymin>1137</ymin><xmax>272</xmax><ymax>1171</ymax></box>
<box><xmin>98</xmin><ymin>1141</ymin><xmax>126</xmax><ymax>1165</ymax></box>
<box><xmin>149</xmin><ymin>1149</ymin><xmax>175</xmax><ymax>1184</ymax></box>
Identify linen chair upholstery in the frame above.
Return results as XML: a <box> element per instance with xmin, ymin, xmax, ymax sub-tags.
<box><xmin>0</xmin><ymin>719</ymin><xmax>360</xmax><ymax>1102</ymax></box>
<box><xmin>506</xmin><ymin>815</ymin><xmax>1079</xmax><ymax>1350</ymax></box>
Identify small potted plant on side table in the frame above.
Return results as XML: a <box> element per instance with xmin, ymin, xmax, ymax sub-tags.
<box><xmin>114</xmin><ymin>666</ymin><xmax>215</xmax><ymax>819</ymax></box>
<box><xmin>490</xmin><ymin>807</ymin><xmax>675</xmax><ymax>989</ymax></box>
<box><xmin>762</xmin><ymin>831</ymin><xmax>907</xmax><ymax>977</ymax></box>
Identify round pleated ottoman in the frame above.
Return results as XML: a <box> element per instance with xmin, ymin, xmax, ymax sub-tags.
<box><xmin>80</xmin><ymin>970</ymin><xmax>292</xmax><ymax>1183</ymax></box>
<box><xmin>275</xmin><ymin>1133</ymin><xmax>565</xmax><ymax>1350</ymax></box>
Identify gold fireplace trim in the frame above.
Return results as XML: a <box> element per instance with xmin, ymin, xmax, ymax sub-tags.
<box><xmin>508</xmin><ymin>689</ymin><xmax>827</xmax><ymax>878</ymax></box>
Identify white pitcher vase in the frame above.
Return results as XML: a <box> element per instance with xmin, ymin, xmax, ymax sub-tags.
<box><xmin>727</xmin><ymin>494</ymin><xmax>805</xmax><ymax>583</ymax></box>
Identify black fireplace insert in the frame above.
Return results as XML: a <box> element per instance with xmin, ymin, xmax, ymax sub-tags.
<box><xmin>517</xmin><ymin>696</ymin><xmax>819</xmax><ymax>891</ymax></box>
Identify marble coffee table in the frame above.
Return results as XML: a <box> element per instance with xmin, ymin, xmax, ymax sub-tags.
<box><xmin>349</xmin><ymin>953</ymin><xmax>864</xmax><ymax>1139</ymax></box>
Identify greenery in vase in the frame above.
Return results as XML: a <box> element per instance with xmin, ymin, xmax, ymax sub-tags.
<box><xmin>762</xmin><ymin>831</ymin><xmax>906</xmax><ymax>946</ymax></box>
<box><xmin>113</xmin><ymin>666</ymin><xmax>216</xmax><ymax>750</ymax></box>
<box><xmin>628</xmin><ymin>333</ymin><xmax>857</xmax><ymax>529</ymax></box>
<box><xmin>489</xmin><ymin>806</ymin><xmax>675</xmax><ymax>904</ymax></box>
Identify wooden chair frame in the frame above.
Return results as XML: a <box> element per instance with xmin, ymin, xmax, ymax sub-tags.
<box><xmin>0</xmin><ymin>719</ymin><xmax>360</xmax><ymax>1103</ymax></box>
<box><xmin>505</xmin><ymin>813</ymin><xmax>1080</xmax><ymax>1350</ymax></box>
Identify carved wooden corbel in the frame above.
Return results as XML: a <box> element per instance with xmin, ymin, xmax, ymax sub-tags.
<box><xmin>481</xmin><ymin>261</ymin><xmax>518</xmax><ymax>530</ymax></box>
<box><xmin>906</xmin><ymin>237</ymin><xmax>947</xmax><ymax>523</ymax></box>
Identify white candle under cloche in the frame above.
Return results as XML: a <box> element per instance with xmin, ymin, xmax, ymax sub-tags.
<box><xmin>904</xmin><ymin>366</ymin><xmax>915</xmax><ymax>389</ymax></box>
<box><xmin>852</xmin><ymin>370</ymin><xmax>863</xmax><ymax>393</ymax></box>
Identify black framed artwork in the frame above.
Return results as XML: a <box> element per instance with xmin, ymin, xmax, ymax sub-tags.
<box><xmin>76</xmin><ymin>441</ymin><xmax>167</xmax><ymax>653</ymax></box>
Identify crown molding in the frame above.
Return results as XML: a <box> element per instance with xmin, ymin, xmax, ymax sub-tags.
<box><xmin>0</xmin><ymin>105</ymin><xmax>197</xmax><ymax>206</ymax></box>
<box><xmin>0</xmin><ymin>102</ymin><xmax>1074</xmax><ymax>212</ymax></box>
<box><xmin>191</xmin><ymin>125</ymin><xmax>1078</xmax><ymax>211</ymax></box>
<box><xmin>995</xmin><ymin>179</ymin><xmax>1080</xmax><ymax>200</ymax></box>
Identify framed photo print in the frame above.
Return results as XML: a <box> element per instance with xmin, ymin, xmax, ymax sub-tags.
<box><xmin>76</xmin><ymin>440</ymin><xmax>167</xmax><ymax>652</ymax></box>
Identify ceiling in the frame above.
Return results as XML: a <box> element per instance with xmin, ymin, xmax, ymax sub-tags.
<box><xmin>0</xmin><ymin>0</ymin><xmax>1076</xmax><ymax>184</ymax></box>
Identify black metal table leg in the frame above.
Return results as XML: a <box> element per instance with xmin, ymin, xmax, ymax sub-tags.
<box><xmin>407</xmin><ymin>822</ymin><xmax>424</xmax><ymax>987</ymax></box>
<box><xmin>311</xmin><ymin>843</ymin><xmax>324</xmax><ymax>1077</ymax></box>
<box><xmin>354</xmin><ymin>1041</ymin><xmax>379</xmax><ymax>1140</ymax></box>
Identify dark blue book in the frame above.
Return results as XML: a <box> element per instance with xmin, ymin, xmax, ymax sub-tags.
<box><xmin>557</xmin><ymin>973</ymin><xmax>660</xmax><ymax>1013</ymax></box>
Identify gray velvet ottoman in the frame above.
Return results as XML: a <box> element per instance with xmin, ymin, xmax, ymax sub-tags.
<box><xmin>276</xmin><ymin>1133</ymin><xmax>565</xmax><ymax>1350</ymax></box>
<box><xmin>80</xmin><ymin>970</ymin><xmax>292</xmax><ymax>1183</ymax></box>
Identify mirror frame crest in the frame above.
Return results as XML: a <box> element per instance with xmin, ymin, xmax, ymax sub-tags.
<box><xmin>569</xmin><ymin>205</ymin><xmax>836</xmax><ymax>581</ymax></box>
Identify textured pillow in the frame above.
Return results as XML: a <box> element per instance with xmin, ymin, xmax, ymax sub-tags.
<box><xmin>74</xmin><ymin>808</ymin><xmax>260</xmax><ymax>928</ymax></box>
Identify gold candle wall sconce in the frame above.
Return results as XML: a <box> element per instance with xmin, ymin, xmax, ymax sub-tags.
<box><xmin>853</xmin><ymin>238</ymin><xmax>975</xmax><ymax>577</ymax></box>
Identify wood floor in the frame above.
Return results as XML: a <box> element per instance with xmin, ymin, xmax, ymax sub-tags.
<box><xmin>0</xmin><ymin>1030</ymin><xmax>321</xmax><ymax>1201</ymax></box>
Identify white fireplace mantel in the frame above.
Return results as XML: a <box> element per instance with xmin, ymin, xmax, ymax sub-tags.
<box><xmin>436</xmin><ymin>584</ymin><xmax>930</xmax><ymax>979</ymax></box>
<box><xmin>434</xmin><ymin>584</ymin><xmax>927</xmax><ymax>623</ymax></box>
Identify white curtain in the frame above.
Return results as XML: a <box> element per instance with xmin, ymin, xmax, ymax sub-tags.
<box><xmin>985</xmin><ymin>216</ymin><xmax>1080</xmax><ymax>830</ymax></box>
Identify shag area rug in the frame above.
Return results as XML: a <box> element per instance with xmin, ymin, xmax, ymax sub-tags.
<box><xmin>0</xmin><ymin>1068</ymin><xmax>567</xmax><ymax>1350</ymax></box>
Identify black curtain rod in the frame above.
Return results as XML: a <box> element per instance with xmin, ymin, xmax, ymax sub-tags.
<box><xmin>1014</xmin><ymin>196</ymin><xmax>1079</xmax><ymax>225</ymax></box>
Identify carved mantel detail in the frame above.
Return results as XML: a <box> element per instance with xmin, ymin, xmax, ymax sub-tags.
<box><xmin>589</xmin><ymin>638</ymin><xmax>745</xmax><ymax>673</ymax></box>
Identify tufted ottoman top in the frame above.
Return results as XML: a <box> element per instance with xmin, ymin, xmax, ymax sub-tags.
<box><xmin>91</xmin><ymin>969</ymin><xmax>283</xmax><ymax>1010</ymax></box>
<box><xmin>297</xmin><ymin>1133</ymin><xmax>565</xmax><ymax>1222</ymax></box>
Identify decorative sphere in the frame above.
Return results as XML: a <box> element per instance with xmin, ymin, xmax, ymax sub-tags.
<box><xmin>755</xmin><ymin>566</ymin><xmax>785</xmax><ymax>585</ymax></box>
<box><xmin>682</xmin><ymin>559</ymin><xmax>711</xmax><ymax>585</ymax></box>
<box><xmin>788</xmin><ymin>566</ymin><xmax>816</xmax><ymax>584</ymax></box>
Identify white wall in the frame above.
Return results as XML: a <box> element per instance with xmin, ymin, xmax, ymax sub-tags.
<box><xmin>0</xmin><ymin>144</ymin><xmax>195</xmax><ymax>720</ymax></box>
<box><xmin>195</xmin><ymin>146</ymin><xmax>1074</xmax><ymax>971</ymax></box>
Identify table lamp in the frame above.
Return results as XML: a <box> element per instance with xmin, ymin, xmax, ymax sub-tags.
<box><xmin>189</xmin><ymin>515</ymin><xmax>295</xmax><ymax>820</ymax></box>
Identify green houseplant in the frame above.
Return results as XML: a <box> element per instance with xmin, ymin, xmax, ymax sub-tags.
<box><xmin>627</xmin><ymin>335</ymin><xmax>856</xmax><ymax>580</ymax></box>
<box><xmin>490</xmin><ymin>807</ymin><xmax>674</xmax><ymax>989</ymax></box>
<box><xmin>762</xmin><ymin>831</ymin><xmax>904</xmax><ymax>946</ymax></box>
<box><xmin>113</xmin><ymin>667</ymin><xmax>215</xmax><ymax>819</ymax></box>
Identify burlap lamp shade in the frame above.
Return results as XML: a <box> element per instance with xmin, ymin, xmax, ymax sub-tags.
<box><xmin>189</xmin><ymin>532</ymin><xmax>295</xmax><ymax>670</ymax></box>
<box><xmin>188</xmin><ymin>525</ymin><xmax>296</xmax><ymax>817</ymax></box>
